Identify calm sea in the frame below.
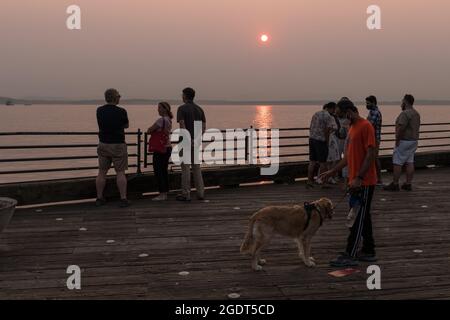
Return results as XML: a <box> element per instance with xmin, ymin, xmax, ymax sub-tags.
<box><xmin>1</xmin><ymin>104</ymin><xmax>450</xmax><ymax>183</ymax></box>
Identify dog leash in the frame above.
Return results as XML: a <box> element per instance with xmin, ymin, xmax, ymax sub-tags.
<box><xmin>332</xmin><ymin>188</ymin><xmax>350</xmax><ymax>211</ymax></box>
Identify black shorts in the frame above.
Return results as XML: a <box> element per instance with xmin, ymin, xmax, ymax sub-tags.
<box><xmin>309</xmin><ymin>138</ymin><xmax>328</xmax><ymax>163</ymax></box>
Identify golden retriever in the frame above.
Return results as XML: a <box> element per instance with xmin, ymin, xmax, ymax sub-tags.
<box><xmin>240</xmin><ymin>198</ymin><xmax>334</xmax><ymax>271</ymax></box>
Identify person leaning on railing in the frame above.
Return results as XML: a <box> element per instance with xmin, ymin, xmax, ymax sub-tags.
<box><xmin>95</xmin><ymin>88</ymin><xmax>130</xmax><ymax>208</ymax></box>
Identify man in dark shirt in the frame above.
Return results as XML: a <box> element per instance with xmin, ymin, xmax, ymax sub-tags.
<box><xmin>366</xmin><ymin>95</ymin><xmax>383</xmax><ymax>185</ymax></box>
<box><xmin>176</xmin><ymin>87</ymin><xmax>206</xmax><ymax>201</ymax></box>
<box><xmin>96</xmin><ymin>88</ymin><xmax>130</xmax><ymax>207</ymax></box>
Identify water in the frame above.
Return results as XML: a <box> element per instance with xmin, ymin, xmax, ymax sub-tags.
<box><xmin>2</xmin><ymin>104</ymin><xmax>450</xmax><ymax>132</ymax></box>
<box><xmin>1</xmin><ymin>104</ymin><xmax>450</xmax><ymax>183</ymax></box>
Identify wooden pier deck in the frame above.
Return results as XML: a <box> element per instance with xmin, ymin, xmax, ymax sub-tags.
<box><xmin>1</xmin><ymin>167</ymin><xmax>450</xmax><ymax>300</ymax></box>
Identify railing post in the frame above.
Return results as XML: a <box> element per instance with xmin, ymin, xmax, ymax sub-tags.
<box><xmin>137</xmin><ymin>129</ymin><xmax>142</xmax><ymax>174</ymax></box>
<box><xmin>247</xmin><ymin>126</ymin><xmax>254</xmax><ymax>165</ymax></box>
<box><xmin>245</xmin><ymin>127</ymin><xmax>249</xmax><ymax>164</ymax></box>
<box><xmin>144</xmin><ymin>132</ymin><xmax>148</xmax><ymax>169</ymax></box>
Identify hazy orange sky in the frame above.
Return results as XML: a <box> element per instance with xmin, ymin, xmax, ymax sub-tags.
<box><xmin>1</xmin><ymin>0</ymin><xmax>450</xmax><ymax>101</ymax></box>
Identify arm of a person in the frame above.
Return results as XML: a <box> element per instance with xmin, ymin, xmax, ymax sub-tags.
<box><xmin>333</xmin><ymin>154</ymin><xmax>348</xmax><ymax>172</ymax></box>
<box><xmin>396</xmin><ymin>123</ymin><xmax>405</xmax><ymax>146</ymax></box>
<box><xmin>123</xmin><ymin>111</ymin><xmax>129</xmax><ymax>129</ymax></box>
<box><xmin>395</xmin><ymin>113</ymin><xmax>407</xmax><ymax>145</ymax></box>
<box><xmin>202</xmin><ymin>111</ymin><xmax>206</xmax><ymax>132</ymax></box>
<box><xmin>96</xmin><ymin>110</ymin><xmax>101</xmax><ymax>129</ymax></box>
<box><xmin>351</xmin><ymin>126</ymin><xmax>377</xmax><ymax>187</ymax></box>
<box><xmin>319</xmin><ymin>153</ymin><xmax>348</xmax><ymax>181</ymax></box>
<box><xmin>356</xmin><ymin>146</ymin><xmax>376</xmax><ymax>181</ymax></box>
<box><xmin>177</xmin><ymin>108</ymin><xmax>186</xmax><ymax>129</ymax></box>
<box><xmin>147</xmin><ymin>121</ymin><xmax>160</xmax><ymax>134</ymax></box>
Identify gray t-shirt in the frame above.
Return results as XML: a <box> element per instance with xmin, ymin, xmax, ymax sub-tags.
<box><xmin>396</xmin><ymin>108</ymin><xmax>421</xmax><ymax>141</ymax></box>
<box><xmin>177</xmin><ymin>102</ymin><xmax>206</xmax><ymax>139</ymax></box>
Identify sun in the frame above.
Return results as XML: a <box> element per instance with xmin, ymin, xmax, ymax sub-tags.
<box><xmin>260</xmin><ymin>34</ymin><xmax>269</xmax><ymax>43</ymax></box>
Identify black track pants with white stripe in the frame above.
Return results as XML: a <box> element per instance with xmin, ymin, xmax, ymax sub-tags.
<box><xmin>346</xmin><ymin>185</ymin><xmax>376</xmax><ymax>257</ymax></box>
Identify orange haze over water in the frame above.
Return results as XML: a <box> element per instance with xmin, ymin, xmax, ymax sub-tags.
<box><xmin>1</xmin><ymin>0</ymin><xmax>450</xmax><ymax>101</ymax></box>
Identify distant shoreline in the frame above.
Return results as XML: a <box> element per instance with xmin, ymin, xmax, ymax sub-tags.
<box><xmin>2</xmin><ymin>97</ymin><xmax>450</xmax><ymax>106</ymax></box>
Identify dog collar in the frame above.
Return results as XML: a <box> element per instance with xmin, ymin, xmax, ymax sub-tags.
<box><xmin>303</xmin><ymin>202</ymin><xmax>324</xmax><ymax>231</ymax></box>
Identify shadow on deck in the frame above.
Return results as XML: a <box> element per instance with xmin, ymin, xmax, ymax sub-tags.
<box><xmin>1</xmin><ymin>167</ymin><xmax>450</xmax><ymax>300</ymax></box>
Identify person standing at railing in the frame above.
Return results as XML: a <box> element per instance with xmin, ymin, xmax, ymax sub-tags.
<box><xmin>147</xmin><ymin>102</ymin><xmax>173</xmax><ymax>201</ymax></box>
<box><xmin>95</xmin><ymin>88</ymin><xmax>130</xmax><ymax>208</ymax></box>
<box><xmin>306</xmin><ymin>102</ymin><xmax>337</xmax><ymax>189</ymax></box>
<box><xmin>176</xmin><ymin>87</ymin><xmax>206</xmax><ymax>202</ymax></box>
<box><xmin>336</xmin><ymin>102</ymin><xmax>350</xmax><ymax>182</ymax></box>
<box><xmin>366</xmin><ymin>95</ymin><xmax>383</xmax><ymax>186</ymax></box>
<box><xmin>326</xmin><ymin>102</ymin><xmax>342</xmax><ymax>185</ymax></box>
<box><xmin>384</xmin><ymin>94</ymin><xmax>421</xmax><ymax>192</ymax></box>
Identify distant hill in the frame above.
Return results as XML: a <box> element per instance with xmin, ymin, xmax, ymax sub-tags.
<box><xmin>0</xmin><ymin>96</ymin><xmax>28</xmax><ymax>105</ymax></box>
<box><xmin>2</xmin><ymin>96</ymin><xmax>450</xmax><ymax>106</ymax></box>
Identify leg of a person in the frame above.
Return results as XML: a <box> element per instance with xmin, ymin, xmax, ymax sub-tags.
<box><xmin>308</xmin><ymin>161</ymin><xmax>317</xmax><ymax>183</ymax></box>
<box><xmin>181</xmin><ymin>163</ymin><xmax>191</xmax><ymax>198</ymax></box>
<box><xmin>319</xmin><ymin>139</ymin><xmax>329</xmax><ymax>178</ymax></box>
<box><xmin>193</xmin><ymin>164</ymin><xmax>205</xmax><ymax>199</ymax></box>
<box><xmin>116</xmin><ymin>171</ymin><xmax>127</xmax><ymax>200</ymax></box>
<box><xmin>405</xmin><ymin>144</ymin><xmax>417</xmax><ymax>185</ymax></box>
<box><xmin>112</xmin><ymin>144</ymin><xmax>128</xmax><ymax>200</ymax></box>
<box><xmin>346</xmin><ymin>186</ymin><xmax>372</xmax><ymax>258</ymax></box>
<box><xmin>375</xmin><ymin>145</ymin><xmax>382</xmax><ymax>183</ymax></box>
<box><xmin>392</xmin><ymin>142</ymin><xmax>407</xmax><ymax>184</ymax></box>
<box><xmin>96</xmin><ymin>144</ymin><xmax>111</xmax><ymax>200</ymax></box>
<box><xmin>308</xmin><ymin>139</ymin><xmax>317</xmax><ymax>183</ymax></box>
<box><xmin>406</xmin><ymin>162</ymin><xmax>415</xmax><ymax>184</ymax></box>
<box><xmin>331</xmin><ymin>160</ymin><xmax>339</xmax><ymax>178</ymax></box>
<box><xmin>96</xmin><ymin>169</ymin><xmax>109</xmax><ymax>199</ymax></box>
<box><xmin>153</xmin><ymin>152</ymin><xmax>164</xmax><ymax>193</ymax></box>
<box><xmin>376</xmin><ymin>159</ymin><xmax>383</xmax><ymax>183</ymax></box>
<box><xmin>318</xmin><ymin>162</ymin><xmax>328</xmax><ymax>177</ymax></box>
<box><xmin>361</xmin><ymin>186</ymin><xmax>376</xmax><ymax>255</ymax></box>
<box><xmin>393</xmin><ymin>164</ymin><xmax>402</xmax><ymax>184</ymax></box>
<box><xmin>160</xmin><ymin>149</ymin><xmax>171</xmax><ymax>193</ymax></box>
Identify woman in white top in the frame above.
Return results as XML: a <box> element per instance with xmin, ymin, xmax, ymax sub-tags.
<box><xmin>327</xmin><ymin>108</ymin><xmax>341</xmax><ymax>184</ymax></box>
<box><xmin>147</xmin><ymin>102</ymin><xmax>173</xmax><ymax>201</ymax></box>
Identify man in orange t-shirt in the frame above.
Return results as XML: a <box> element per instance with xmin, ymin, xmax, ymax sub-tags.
<box><xmin>321</xmin><ymin>99</ymin><xmax>377</xmax><ymax>267</ymax></box>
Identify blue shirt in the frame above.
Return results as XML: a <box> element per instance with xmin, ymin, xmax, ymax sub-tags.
<box><xmin>367</xmin><ymin>106</ymin><xmax>382</xmax><ymax>143</ymax></box>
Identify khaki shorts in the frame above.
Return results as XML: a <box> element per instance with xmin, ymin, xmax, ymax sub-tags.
<box><xmin>97</xmin><ymin>143</ymin><xmax>128</xmax><ymax>172</ymax></box>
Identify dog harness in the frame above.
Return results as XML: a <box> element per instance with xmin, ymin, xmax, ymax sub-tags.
<box><xmin>303</xmin><ymin>202</ymin><xmax>323</xmax><ymax>231</ymax></box>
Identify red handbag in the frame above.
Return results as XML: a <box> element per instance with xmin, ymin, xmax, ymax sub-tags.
<box><xmin>148</xmin><ymin>118</ymin><xmax>169</xmax><ymax>154</ymax></box>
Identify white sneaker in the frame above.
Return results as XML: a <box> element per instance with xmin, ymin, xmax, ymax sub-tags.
<box><xmin>152</xmin><ymin>194</ymin><xmax>168</xmax><ymax>201</ymax></box>
<box><xmin>315</xmin><ymin>177</ymin><xmax>323</xmax><ymax>185</ymax></box>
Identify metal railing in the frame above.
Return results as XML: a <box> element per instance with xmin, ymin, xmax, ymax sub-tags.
<box><xmin>1</xmin><ymin>123</ymin><xmax>450</xmax><ymax>179</ymax></box>
<box><xmin>0</xmin><ymin>131</ymin><xmax>142</xmax><ymax>175</ymax></box>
